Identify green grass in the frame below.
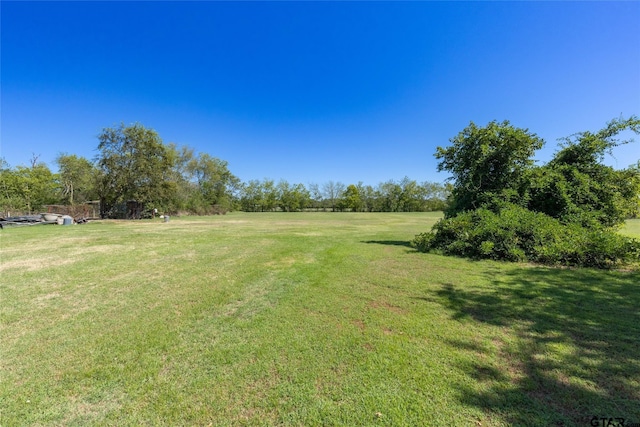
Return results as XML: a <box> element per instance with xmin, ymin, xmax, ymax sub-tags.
<box><xmin>1</xmin><ymin>212</ymin><xmax>639</xmax><ymax>426</ymax></box>
<box><xmin>620</xmin><ymin>218</ymin><xmax>640</xmax><ymax>238</ymax></box>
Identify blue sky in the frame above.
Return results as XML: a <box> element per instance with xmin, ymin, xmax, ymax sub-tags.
<box><xmin>2</xmin><ymin>1</ymin><xmax>639</xmax><ymax>185</ymax></box>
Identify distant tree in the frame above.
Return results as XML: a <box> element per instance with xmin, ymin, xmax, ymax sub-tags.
<box><xmin>97</xmin><ymin>123</ymin><xmax>176</xmax><ymax>218</ymax></box>
<box><xmin>277</xmin><ymin>180</ymin><xmax>311</xmax><ymax>212</ymax></box>
<box><xmin>307</xmin><ymin>182</ymin><xmax>324</xmax><ymax>211</ymax></box>
<box><xmin>186</xmin><ymin>153</ymin><xmax>239</xmax><ymax>211</ymax></box>
<box><xmin>420</xmin><ymin>181</ymin><xmax>451</xmax><ymax>211</ymax></box>
<box><xmin>238</xmin><ymin>179</ymin><xmax>281</xmax><ymax>212</ymax></box>
<box><xmin>359</xmin><ymin>183</ymin><xmax>378</xmax><ymax>212</ymax></box>
<box><xmin>0</xmin><ymin>159</ymin><xmax>58</xmax><ymax>214</ymax></box>
<box><xmin>377</xmin><ymin>180</ymin><xmax>403</xmax><ymax>212</ymax></box>
<box><xmin>262</xmin><ymin>179</ymin><xmax>278</xmax><ymax>212</ymax></box>
<box><xmin>0</xmin><ymin>159</ymin><xmax>19</xmax><ymax>213</ymax></box>
<box><xmin>338</xmin><ymin>184</ymin><xmax>364</xmax><ymax>212</ymax></box>
<box><xmin>238</xmin><ymin>180</ymin><xmax>259</xmax><ymax>212</ymax></box>
<box><xmin>629</xmin><ymin>161</ymin><xmax>640</xmax><ymax>218</ymax></box>
<box><xmin>322</xmin><ymin>181</ymin><xmax>345</xmax><ymax>212</ymax></box>
<box><xmin>294</xmin><ymin>183</ymin><xmax>312</xmax><ymax>211</ymax></box>
<box><xmin>56</xmin><ymin>154</ymin><xmax>98</xmax><ymax>205</ymax></box>
<box><xmin>235</xmin><ymin>178</ymin><xmax>450</xmax><ymax>213</ymax></box>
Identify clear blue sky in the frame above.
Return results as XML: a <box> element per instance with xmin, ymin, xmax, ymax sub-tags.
<box><xmin>2</xmin><ymin>1</ymin><xmax>639</xmax><ymax>185</ymax></box>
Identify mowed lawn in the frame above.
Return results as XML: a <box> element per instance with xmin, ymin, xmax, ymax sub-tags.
<box><xmin>1</xmin><ymin>213</ymin><xmax>639</xmax><ymax>426</ymax></box>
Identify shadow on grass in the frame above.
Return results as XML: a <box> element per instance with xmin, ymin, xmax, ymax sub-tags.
<box><xmin>362</xmin><ymin>240</ymin><xmax>414</xmax><ymax>248</ymax></box>
<box><xmin>421</xmin><ymin>267</ymin><xmax>640</xmax><ymax>426</ymax></box>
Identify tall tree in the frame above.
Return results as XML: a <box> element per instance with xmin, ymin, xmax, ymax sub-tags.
<box><xmin>164</xmin><ymin>143</ymin><xmax>198</xmax><ymax>213</ymax></box>
<box><xmin>436</xmin><ymin>121</ymin><xmax>544</xmax><ymax>216</ymax></box>
<box><xmin>97</xmin><ymin>123</ymin><xmax>175</xmax><ymax>218</ymax></box>
<box><xmin>527</xmin><ymin>116</ymin><xmax>640</xmax><ymax>228</ymax></box>
<box><xmin>322</xmin><ymin>181</ymin><xmax>345</xmax><ymax>212</ymax></box>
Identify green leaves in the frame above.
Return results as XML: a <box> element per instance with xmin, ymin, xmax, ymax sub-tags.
<box><xmin>422</xmin><ymin>117</ymin><xmax>640</xmax><ymax>268</ymax></box>
<box><xmin>436</xmin><ymin>120</ymin><xmax>544</xmax><ymax>216</ymax></box>
<box><xmin>531</xmin><ymin>116</ymin><xmax>640</xmax><ymax>229</ymax></box>
<box><xmin>413</xmin><ymin>204</ymin><xmax>640</xmax><ymax>268</ymax></box>
<box><xmin>0</xmin><ymin>160</ymin><xmax>58</xmax><ymax>214</ymax></box>
<box><xmin>97</xmin><ymin>123</ymin><xmax>175</xmax><ymax>218</ymax></box>
<box><xmin>56</xmin><ymin>154</ymin><xmax>98</xmax><ymax>205</ymax></box>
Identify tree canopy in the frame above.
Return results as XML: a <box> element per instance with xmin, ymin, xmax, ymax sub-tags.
<box><xmin>97</xmin><ymin>123</ymin><xmax>176</xmax><ymax>218</ymax></box>
<box><xmin>436</xmin><ymin>121</ymin><xmax>544</xmax><ymax>216</ymax></box>
<box><xmin>0</xmin><ymin>158</ymin><xmax>58</xmax><ymax>214</ymax></box>
<box><xmin>56</xmin><ymin>154</ymin><xmax>98</xmax><ymax>205</ymax></box>
<box><xmin>530</xmin><ymin>117</ymin><xmax>640</xmax><ymax>228</ymax></box>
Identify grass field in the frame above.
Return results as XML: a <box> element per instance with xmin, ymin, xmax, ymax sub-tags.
<box><xmin>621</xmin><ymin>218</ymin><xmax>640</xmax><ymax>238</ymax></box>
<box><xmin>1</xmin><ymin>213</ymin><xmax>639</xmax><ymax>426</ymax></box>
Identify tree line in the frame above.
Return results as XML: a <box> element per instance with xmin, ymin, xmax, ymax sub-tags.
<box><xmin>1</xmin><ymin>123</ymin><xmax>450</xmax><ymax>217</ymax></box>
<box><xmin>238</xmin><ymin>179</ymin><xmax>449</xmax><ymax>213</ymax></box>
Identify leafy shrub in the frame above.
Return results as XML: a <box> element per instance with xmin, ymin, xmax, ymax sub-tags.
<box><xmin>412</xmin><ymin>204</ymin><xmax>639</xmax><ymax>268</ymax></box>
<box><xmin>417</xmin><ymin>117</ymin><xmax>640</xmax><ymax>269</ymax></box>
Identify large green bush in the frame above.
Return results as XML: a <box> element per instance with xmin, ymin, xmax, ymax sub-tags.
<box><xmin>415</xmin><ymin>117</ymin><xmax>640</xmax><ymax>269</ymax></box>
<box><xmin>412</xmin><ymin>204</ymin><xmax>640</xmax><ymax>268</ymax></box>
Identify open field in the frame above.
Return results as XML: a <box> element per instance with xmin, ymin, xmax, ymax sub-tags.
<box><xmin>1</xmin><ymin>212</ymin><xmax>639</xmax><ymax>426</ymax></box>
<box><xmin>621</xmin><ymin>218</ymin><xmax>640</xmax><ymax>238</ymax></box>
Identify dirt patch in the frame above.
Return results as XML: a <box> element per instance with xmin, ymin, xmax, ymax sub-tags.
<box><xmin>33</xmin><ymin>292</ymin><xmax>61</xmax><ymax>305</ymax></box>
<box><xmin>264</xmin><ymin>257</ymin><xmax>296</xmax><ymax>269</ymax></box>
<box><xmin>369</xmin><ymin>300</ymin><xmax>407</xmax><ymax>315</ymax></box>
<box><xmin>62</xmin><ymin>391</ymin><xmax>124</xmax><ymax>425</ymax></box>
<box><xmin>79</xmin><ymin>244</ymin><xmax>128</xmax><ymax>255</ymax></box>
<box><xmin>352</xmin><ymin>319</ymin><xmax>366</xmax><ymax>331</ymax></box>
<box><xmin>0</xmin><ymin>243</ymin><xmax>131</xmax><ymax>273</ymax></box>
<box><xmin>0</xmin><ymin>257</ymin><xmax>77</xmax><ymax>273</ymax></box>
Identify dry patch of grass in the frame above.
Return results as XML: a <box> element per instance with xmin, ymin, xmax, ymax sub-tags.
<box><xmin>369</xmin><ymin>300</ymin><xmax>407</xmax><ymax>315</ymax></box>
<box><xmin>0</xmin><ymin>256</ymin><xmax>77</xmax><ymax>272</ymax></box>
